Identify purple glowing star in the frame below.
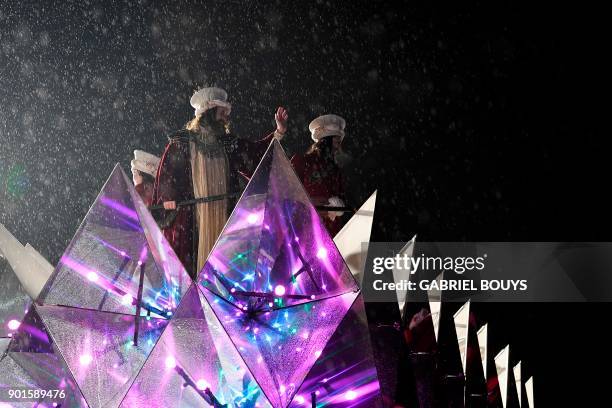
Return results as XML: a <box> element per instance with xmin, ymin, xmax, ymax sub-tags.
<box><xmin>30</xmin><ymin>164</ymin><xmax>190</xmax><ymax>408</ymax></box>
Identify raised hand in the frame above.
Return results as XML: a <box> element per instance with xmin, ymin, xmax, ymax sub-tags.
<box><xmin>274</xmin><ymin>106</ymin><xmax>288</xmax><ymax>134</ymax></box>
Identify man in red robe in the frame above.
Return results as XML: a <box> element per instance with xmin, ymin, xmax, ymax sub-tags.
<box><xmin>153</xmin><ymin>87</ymin><xmax>288</xmax><ymax>278</ymax></box>
<box><xmin>291</xmin><ymin>114</ymin><xmax>347</xmax><ymax>236</ymax></box>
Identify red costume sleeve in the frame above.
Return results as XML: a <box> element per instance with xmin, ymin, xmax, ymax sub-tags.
<box><xmin>151</xmin><ymin>136</ymin><xmax>196</xmax><ymax>274</ymax></box>
<box><xmin>153</xmin><ymin>138</ymin><xmax>193</xmax><ymax>205</ymax></box>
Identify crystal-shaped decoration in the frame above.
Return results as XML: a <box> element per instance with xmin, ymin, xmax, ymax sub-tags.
<box><xmin>32</xmin><ymin>164</ymin><xmax>192</xmax><ymax>407</ymax></box>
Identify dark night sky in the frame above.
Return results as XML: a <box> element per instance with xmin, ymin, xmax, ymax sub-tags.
<box><xmin>1</xmin><ymin>0</ymin><xmax>609</xmax><ymax>405</ymax></box>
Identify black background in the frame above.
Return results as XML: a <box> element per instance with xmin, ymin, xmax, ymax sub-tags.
<box><xmin>1</xmin><ymin>0</ymin><xmax>609</xmax><ymax>405</ymax></box>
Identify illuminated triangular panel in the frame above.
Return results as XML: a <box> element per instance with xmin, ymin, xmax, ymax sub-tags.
<box><xmin>291</xmin><ymin>294</ymin><xmax>382</xmax><ymax>407</ymax></box>
<box><xmin>0</xmin><ymin>308</ymin><xmax>88</xmax><ymax>407</ymax></box>
<box><xmin>121</xmin><ymin>284</ymin><xmax>271</xmax><ymax>408</ymax></box>
<box><xmin>38</xmin><ymin>165</ymin><xmax>191</xmax><ymax>318</ymax></box>
<box><xmin>198</xmin><ymin>141</ymin><xmax>358</xmax><ymax>312</ymax></box>
<box><xmin>37</xmin><ymin>304</ymin><xmax>168</xmax><ymax>408</ymax></box>
<box><xmin>201</xmin><ymin>286</ymin><xmax>357</xmax><ymax>408</ymax></box>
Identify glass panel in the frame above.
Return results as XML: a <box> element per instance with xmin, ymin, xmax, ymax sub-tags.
<box><xmin>201</xmin><ymin>286</ymin><xmax>357</xmax><ymax>408</ymax></box>
<box><xmin>291</xmin><ymin>294</ymin><xmax>382</xmax><ymax>407</ymax></box>
<box><xmin>1</xmin><ymin>308</ymin><xmax>88</xmax><ymax>407</ymax></box>
<box><xmin>39</xmin><ymin>165</ymin><xmax>190</xmax><ymax>318</ymax></box>
<box><xmin>121</xmin><ymin>284</ymin><xmax>271</xmax><ymax>408</ymax></box>
<box><xmin>198</xmin><ymin>141</ymin><xmax>358</xmax><ymax>312</ymax></box>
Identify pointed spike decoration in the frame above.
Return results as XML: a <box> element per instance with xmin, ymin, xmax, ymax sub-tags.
<box><xmin>27</xmin><ymin>164</ymin><xmax>192</xmax><ymax>408</ymax></box>
<box><xmin>38</xmin><ymin>164</ymin><xmax>191</xmax><ymax>317</ymax></box>
<box><xmin>477</xmin><ymin>323</ymin><xmax>488</xmax><ymax>381</ymax></box>
<box><xmin>514</xmin><ymin>361</ymin><xmax>522</xmax><ymax>407</ymax></box>
<box><xmin>198</xmin><ymin>140</ymin><xmax>358</xmax><ymax>312</ymax></box>
<box><xmin>1</xmin><ymin>226</ymin><xmax>38</xmax><ymax>340</ymax></box>
<box><xmin>191</xmin><ymin>140</ymin><xmax>376</xmax><ymax>407</ymax></box>
<box><xmin>494</xmin><ymin>345</ymin><xmax>510</xmax><ymax>408</ymax></box>
<box><xmin>1</xmin><ymin>223</ymin><xmax>52</xmax><ymax>299</ymax></box>
<box><xmin>392</xmin><ymin>235</ymin><xmax>416</xmax><ymax>317</ymax></box>
<box><xmin>453</xmin><ymin>300</ymin><xmax>470</xmax><ymax>376</ymax></box>
<box><xmin>333</xmin><ymin>190</ymin><xmax>377</xmax><ymax>286</ymax></box>
<box><xmin>24</xmin><ymin>242</ymin><xmax>55</xmax><ymax>276</ymax></box>
<box><xmin>525</xmin><ymin>376</ymin><xmax>534</xmax><ymax>408</ymax></box>
<box><xmin>121</xmin><ymin>283</ymin><xmax>271</xmax><ymax>408</ymax></box>
<box><xmin>428</xmin><ymin>272</ymin><xmax>444</xmax><ymax>342</ymax></box>
<box><xmin>292</xmin><ymin>294</ymin><xmax>382</xmax><ymax>407</ymax></box>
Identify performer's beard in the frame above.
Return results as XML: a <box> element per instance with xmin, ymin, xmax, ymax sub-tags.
<box><xmin>198</xmin><ymin>119</ymin><xmax>226</xmax><ymax>142</ymax></box>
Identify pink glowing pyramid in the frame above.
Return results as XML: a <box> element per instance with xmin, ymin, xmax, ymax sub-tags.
<box><xmin>31</xmin><ymin>164</ymin><xmax>192</xmax><ymax>408</ymax></box>
<box><xmin>198</xmin><ymin>141</ymin><xmax>358</xmax><ymax>312</ymax></box>
<box><xmin>38</xmin><ymin>165</ymin><xmax>191</xmax><ymax>316</ymax></box>
<box><xmin>3</xmin><ymin>141</ymin><xmax>381</xmax><ymax>408</ymax></box>
<box><xmin>193</xmin><ymin>140</ymin><xmax>380</xmax><ymax>407</ymax></box>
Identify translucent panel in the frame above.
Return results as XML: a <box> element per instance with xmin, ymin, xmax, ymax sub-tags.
<box><xmin>453</xmin><ymin>301</ymin><xmax>470</xmax><ymax>376</ymax></box>
<box><xmin>465</xmin><ymin>311</ymin><xmax>487</xmax><ymax>407</ymax></box>
<box><xmin>198</xmin><ymin>141</ymin><xmax>358</xmax><ymax>312</ymax></box>
<box><xmin>525</xmin><ymin>376</ymin><xmax>534</xmax><ymax>408</ymax></box>
<box><xmin>477</xmin><ymin>324</ymin><xmax>488</xmax><ymax>381</ymax></box>
<box><xmin>291</xmin><ymin>294</ymin><xmax>382</xmax><ymax>408</ymax></box>
<box><xmin>333</xmin><ymin>191</ymin><xmax>377</xmax><ymax>285</ymax></box>
<box><xmin>392</xmin><ymin>236</ymin><xmax>416</xmax><ymax>316</ymax></box>
<box><xmin>494</xmin><ymin>345</ymin><xmax>510</xmax><ymax>408</ymax></box>
<box><xmin>37</xmin><ymin>304</ymin><xmax>168</xmax><ymax>408</ymax></box>
<box><xmin>513</xmin><ymin>361</ymin><xmax>522</xmax><ymax>407</ymax></box>
<box><xmin>0</xmin><ymin>254</ymin><xmax>30</xmax><ymax>338</ymax></box>
<box><xmin>38</xmin><ymin>164</ymin><xmax>190</xmax><ymax>317</ymax></box>
<box><xmin>428</xmin><ymin>272</ymin><xmax>443</xmax><ymax>342</ymax></box>
<box><xmin>1</xmin><ymin>308</ymin><xmax>88</xmax><ymax>407</ymax></box>
<box><xmin>201</xmin><ymin>286</ymin><xmax>357</xmax><ymax>408</ymax></box>
<box><xmin>121</xmin><ymin>284</ymin><xmax>271</xmax><ymax>408</ymax></box>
